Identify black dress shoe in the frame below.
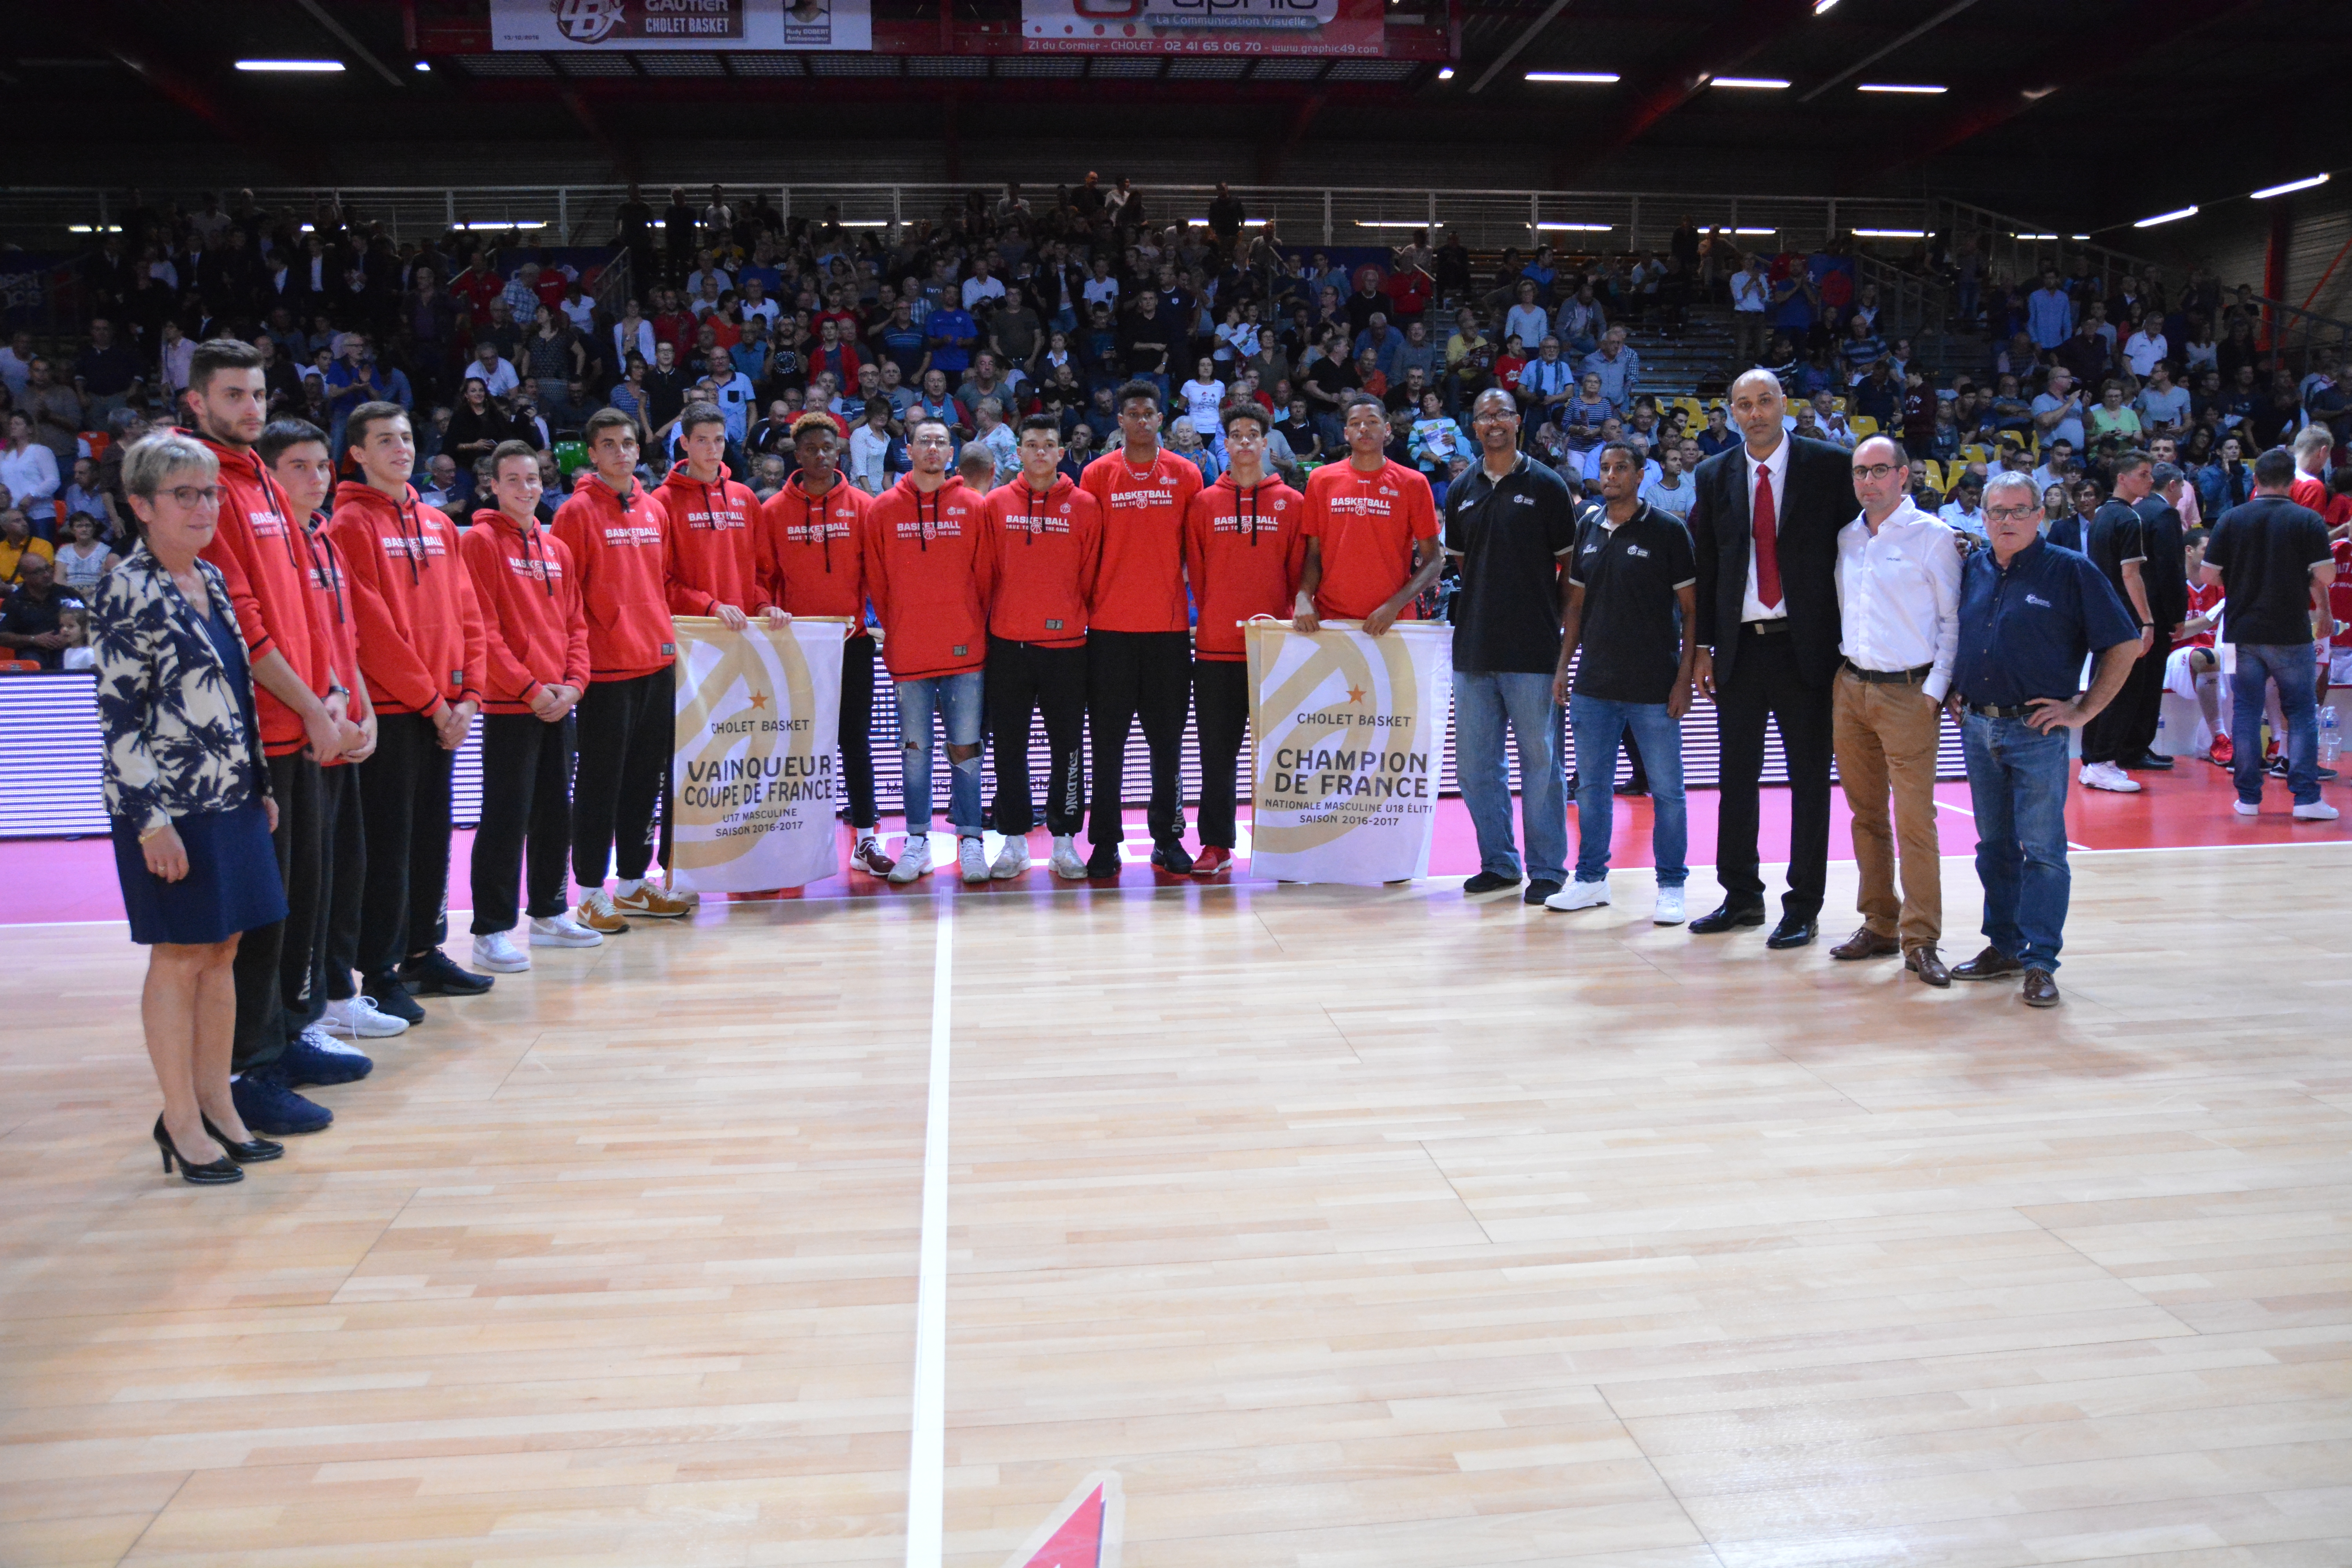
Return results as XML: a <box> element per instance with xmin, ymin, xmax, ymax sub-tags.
<box><xmin>201</xmin><ymin>1115</ymin><xmax>285</xmax><ymax>1163</ymax></box>
<box><xmin>152</xmin><ymin>1117</ymin><xmax>243</xmax><ymax>1185</ymax></box>
<box><xmin>1688</xmin><ymin>901</ymin><xmax>1767</xmax><ymax>934</ymax></box>
<box><xmin>1085</xmin><ymin>845</ymin><xmax>1123</xmax><ymax>879</ymax></box>
<box><xmin>1462</xmin><ymin>870</ymin><xmax>1521</xmax><ymax>897</ymax></box>
<box><xmin>1765</xmin><ymin>915</ymin><xmax>1818</xmax><ymax>949</ymax></box>
<box><xmin>2127</xmin><ymin>751</ymin><xmax>2175</xmax><ymax>770</ymax></box>
<box><xmin>1524</xmin><ymin>880</ymin><xmax>1563</xmax><ymax>905</ymax></box>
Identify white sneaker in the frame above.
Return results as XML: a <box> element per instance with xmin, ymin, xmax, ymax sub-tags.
<box><xmin>320</xmin><ymin>995</ymin><xmax>409</xmax><ymax>1038</ymax></box>
<box><xmin>529</xmin><ymin>913</ymin><xmax>605</xmax><ymax>947</ymax></box>
<box><xmin>1049</xmin><ymin>835</ymin><xmax>1088</xmax><ymax>879</ymax></box>
<box><xmin>297</xmin><ymin>1023</ymin><xmax>370</xmax><ymax>1058</ymax></box>
<box><xmin>471</xmin><ymin>931</ymin><xmax>531</xmax><ymax>972</ymax></box>
<box><xmin>1544</xmin><ymin>879</ymin><xmax>1612</xmax><ymax>911</ymax></box>
<box><xmin>2079</xmin><ymin>761</ymin><xmax>2141</xmax><ymax>793</ymax></box>
<box><xmin>2293</xmin><ymin>800</ymin><xmax>2341</xmax><ymax>820</ymax></box>
<box><xmin>990</xmin><ymin>835</ymin><xmax>1032</xmax><ymax>879</ymax></box>
<box><xmin>959</xmin><ymin>836</ymin><xmax>991</xmax><ymax>884</ymax></box>
<box><xmin>1653</xmin><ymin>886</ymin><xmax>1686</xmax><ymax>925</ymax></box>
<box><xmin>2233</xmin><ymin>798</ymin><xmax>2262</xmax><ymax>817</ymax></box>
<box><xmin>889</xmin><ymin>837</ymin><xmax>933</xmax><ymax>883</ymax></box>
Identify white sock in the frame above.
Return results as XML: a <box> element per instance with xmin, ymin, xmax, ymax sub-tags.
<box><xmin>615</xmin><ymin>877</ymin><xmax>644</xmax><ymax>897</ymax></box>
<box><xmin>1053</xmin><ymin>834</ymin><xmax>1074</xmax><ymax>855</ymax></box>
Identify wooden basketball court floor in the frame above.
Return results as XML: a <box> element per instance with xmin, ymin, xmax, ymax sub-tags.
<box><xmin>2</xmin><ymin>838</ymin><xmax>2347</xmax><ymax>1568</ymax></box>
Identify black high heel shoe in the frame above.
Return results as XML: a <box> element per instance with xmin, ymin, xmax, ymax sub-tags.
<box><xmin>201</xmin><ymin>1116</ymin><xmax>284</xmax><ymax>1164</ymax></box>
<box><xmin>153</xmin><ymin>1116</ymin><xmax>245</xmax><ymax>1185</ymax></box>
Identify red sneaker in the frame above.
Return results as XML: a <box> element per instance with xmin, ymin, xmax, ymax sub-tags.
<box><xmin>2207</xmin><ymin>734</ymin><xmax>2233</xmax><ymax>767</ymax></box>
<box><xmin>1192</xmin><ymin>845</ymin><xmax>1233</xmax><ymax>876</ymax></box>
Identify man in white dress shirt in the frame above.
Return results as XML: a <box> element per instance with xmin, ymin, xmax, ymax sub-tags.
<box><xmin>1829</xmin><ymin>435</ymin><xmax>1963</xmax><ymax>985</ymax></box>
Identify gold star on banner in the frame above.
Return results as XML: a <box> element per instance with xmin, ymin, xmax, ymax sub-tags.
<box><xmin>749</xmin><ymin>691</ymin><xmax>769</xmax><ymax>710</ymax></box>
<box><xmin>1346</xmin><ymin>684</ymin><xmax>1367</xmax><ymax>704</ymax></box>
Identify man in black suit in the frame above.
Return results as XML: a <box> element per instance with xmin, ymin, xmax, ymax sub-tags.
<box><xmin>2121</xmin><ymin>457</ymin><xmax>2187</xmax><ymax>769</ymax></box>
<box><xmin>1687</xmin><ymin>368</ymin><xmax>1851</xmax><ymax>947</ymax></box>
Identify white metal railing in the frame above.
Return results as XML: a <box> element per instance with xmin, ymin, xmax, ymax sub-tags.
<box><xmin>4</xmin><ymin>182</ymin><xmax>1936</xmax><ymax>257</ymax></box>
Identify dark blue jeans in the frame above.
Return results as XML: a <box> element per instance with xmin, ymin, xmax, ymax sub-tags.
<box><xmin>2230</xmin><ymin>642</ymin><xmax>2321</xmax><ymax>806</ymax></box>
<box><xmin>1961</xmin><ymin>711</ymin><xmax>2071</xmax><ymax>973</ymax></box>
<box><xmin>1569</xmin><ymin>694</ymin><xmax>1687</xmax><ymax>887</ymax></box>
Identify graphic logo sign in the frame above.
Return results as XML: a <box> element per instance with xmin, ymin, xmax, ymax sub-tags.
<box><xmin>493</xmin><ymin>0</ymin><xmax>872</xmax><ymax>51</ymax></box>
<box><xmin>1246</xmin><ymin>620</ymin><xmax>1452</xmax><ymax>884</ymax></box>
<box><xmin>1022</xmin><ymin>0</ymin><xmax>1381</xmax><ymax>54</ymax></box>
<box><xmin>668</xmin><ymin>617</ymin><xmax>847</xmax><ymax>893</ymax></box>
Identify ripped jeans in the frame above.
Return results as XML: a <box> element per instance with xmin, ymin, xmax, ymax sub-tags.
<box><xmin>893</xmin><ymin>671</ymin><xmax>986</xmax><ymax>840</ymax></box>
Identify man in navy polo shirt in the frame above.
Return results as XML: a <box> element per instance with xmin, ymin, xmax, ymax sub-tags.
<box><xmin>1943</xmin><ymin>471</ymin><xmax>2140</xmax><ymax>1009</ymax></box>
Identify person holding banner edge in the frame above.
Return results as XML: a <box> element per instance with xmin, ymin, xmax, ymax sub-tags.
<box><xmin>1443</xmin><ymin>386</ymin><xmax>1576</xmax><ymax>906</ymax></box>
<box><xmin>1183</xmin><ymin>401</ymin><xmax>1308</xmax><ymax>878</ymax></box>
<box><xmin>983</xmin><ymin>413</ymin><xmax>1103</xmax><ymax>881</ymax></box>
<box><xmin>759</xmin><ymin>414</ymin><xmax>893</xmax><ymax>879</ymax></box>
<box><xmin>866</xmin><ymin>416</ymin><xmax>994</xmax><ymax>886</ymax></box>
<box><xmin>1293</xmin><ymin>392</ymin><xmax>1443</xmax><ymax>637</ymax></box>
<box><xmin>553</xmin><ymin>408</ymin><xmax>695</xmax><ymax>933</ymax></box>
<box><xmin>461</xmin><ymin>440</ymin><xmax>597</xmax><ymax>972</ymax></box>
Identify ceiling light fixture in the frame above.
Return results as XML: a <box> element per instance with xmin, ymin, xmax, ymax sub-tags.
<box><xmin>1526</xmin><ymin>71</ymin><xmax>1619</xmax><ymax>83</ymax></box>
<box><xmin>1852</xmin><ymin>228</ymin><xmax>1927</xmax><ymax>238</ymax></box>
<box><xmin>414</xmin><ymin>60</ymin><xmax>432</xmax><ymax>72</ymax></box>
<box><xmin>1857</xmin><ymin>82</ymin><xmax>1944</xmax><ymax>93</ymax></box>
<box><xmin>1813</xmin><ymin>0</ymin><xmax>1840</xmax><ymax>12</ymax></box>
<box><xmin>234</xmin><ymin>59</ymin><xmax>345</xmax><ymax>72</ymax></box>
<box><xmin>1710</xmin><ymin>76</ymin><xmax>1789</xmax><ymax>89</ymax></box>
<box><xmin>1533</xmin><ymin>222</ymin><xmax>1614</xmax><ymax>231</ymax></box>
<box><xmin>2251</xmin><ymin>172</ymin><xmax>2328</xmax><ymax>200</ymax></box>
<box><xmin>1437</xmin><ymin>67</ymin><xmax>1453</xmax><ymax>80</ymax></box>
<box><xmin>2133</xmin><ymin>205</ymin><xmax>2197</xmax><ymax>228</ymax></box>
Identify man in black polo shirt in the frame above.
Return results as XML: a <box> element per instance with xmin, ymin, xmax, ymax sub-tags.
<box><xmin>2075</xmin><ymin>454</ymin><xmax>2159</xmax><ymax>793</ymax></box>
<box><xmin>2205</xmin><ymin>447</ymin><xmax>2339</xmax><ymax>820</ymax></box>
<box><xmin>1944</xmin><ymin>471</ymin><xmax>2140</xmax><ymax>1008</ymax></box>
<box><xmin>1544</xmin><ymin>441</ymin><xmax>1699</xmax><ymax>923</ymax></box>
<box><xmin>1445</xmin><ymin>387</ymin><xmax>1577</xmax><ymax>905</ymax></box>
<box><xmin>2123</xmin><ymin>459</ymin><xmax>2189</xmax><ymax>768</ymax></box>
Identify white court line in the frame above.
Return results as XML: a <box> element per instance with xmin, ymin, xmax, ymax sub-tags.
<box><xmin>904</xmin><ymin>906</ymin><xmax>953</xmax><ymax>1568</ymax></box>
<box><xmin>1931</xmin><ymin>796</ymin><xmax>2090</xmax><ymax>852</ymax></box>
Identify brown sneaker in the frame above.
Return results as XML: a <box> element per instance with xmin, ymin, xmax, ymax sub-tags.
<box><xmin>613</xmin><ymin>883</ymin><xmax>695</xmax><ymax>919</ymax></box>
<box><xmin>1904</xmin><ymin>944</ymin><xmax>1951</xmax><ymax>987</ymax></box>
<box><xmin>1949</xmin><ymin>946</ymin><xmax>2023</xmax><ymax>982</ymax></box>
<box><xmin>850</xmin><ymin>836</ymin><xmax>897</xmax><ymax>878</ymax></box>
<box><xmin>1829</xmin><ymin>926</ymin><xmax>1901</xmax><ymax>961</ymax></box>
<box><xmin>573</xmin><ymin>890</ymin><xmax>630</xmax><ymax>935</ymax></box>
<box><xmin>2022</xmin><ymin>967</ymin><xmax>2062</xmax><ymax>1007</ymax></box>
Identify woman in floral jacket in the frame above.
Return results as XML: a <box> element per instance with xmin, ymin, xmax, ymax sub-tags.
<box><xmin>94</xmin><ymin>434</ymin><xmax>289</xmax><ymax>1185</ymax></box>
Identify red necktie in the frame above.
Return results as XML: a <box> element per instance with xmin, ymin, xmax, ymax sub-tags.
<box><xmin>1752</xmin><ymin>462</ymin><xmax>1782</xmax><ymax>611</ymax></box>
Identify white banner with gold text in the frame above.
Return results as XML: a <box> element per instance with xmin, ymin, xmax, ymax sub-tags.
<box><xmin>669</xmin><ymin>617</ymin><xmax>846</xmax><ymax>893</ymax></box>
<box><xmin>1245</xmin><ymin>620</ymin><xmax>1452</xmax><ymax>886</ymax></box>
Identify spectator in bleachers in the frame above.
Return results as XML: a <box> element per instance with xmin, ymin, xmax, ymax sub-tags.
<box><xmin>1579</xmin><ymin>326</ymin><xmax>1640</xmax><ymax>413</ymax></box>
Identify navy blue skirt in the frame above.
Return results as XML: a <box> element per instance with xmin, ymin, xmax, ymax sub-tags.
<box><xmin>111</xmin><ymin>801</ymin><xmax>289</xmax><ymax>946</ymax></box>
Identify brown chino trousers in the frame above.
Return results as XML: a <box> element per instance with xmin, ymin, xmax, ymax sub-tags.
<box><xmin>1832</xmin><ymin>666</ymin><xmax>1944</xmax><ymax>950</ymax></box>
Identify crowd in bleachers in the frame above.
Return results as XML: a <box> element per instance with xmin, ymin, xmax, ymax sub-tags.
<box><xmin>4</xmin><ymin>180</ymin><xmax>2348</xmax><ymax>677</ymax></box>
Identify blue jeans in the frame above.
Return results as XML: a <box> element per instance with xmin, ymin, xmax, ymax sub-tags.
<box><xmin>2230</xmin><ymin>642</ymin><xmax>2321</xmax><ymax>805</ymax></box>
<box><xmin>1568</xmin><ymin>694</ymin><xmax>1686</xmax><ymax>887</ymax></box>
<box><xmin>894</xmin><ymin>671</ymin><xmax>985</xmax><ymax>839</ymax></box>
<box><xmin>1453</xmin><ymin>671</ymin><xmax>1568</xmax><ymax>884</ymax></box>
<box><xmin>1962</xmin><ymin>711</ymin><xmax>2071</xmax><ymax>973</ymax></box>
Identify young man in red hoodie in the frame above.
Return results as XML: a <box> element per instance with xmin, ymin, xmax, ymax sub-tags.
<box><xmin>658</xmin><ymin>402</ymin><xmax>768</xmax><ymax>629</ymax></box>
<box><xmin>1184</xmin><ymin>403</ymin><xmax>1307</xmax><ymax>876</ymax></box>
<box><xmin>552</xmin><ymin>408</ymin><xmax>694</xmax><ymax>929</ymax></box>
<box><xmin>463</xmin><ymin>439</ymin><xmax>599</xmax><ymax>973</ymax></box>
<box><xmin>1079</xmin><ymin>378</ymin><xmax>1203</xmax><ymax>878</ymax></box>
<box><xmin>325</xmin><ymin>401</ymin><xmax>492</xmax><ymax>1022</ymax></box>
<box><xmin>864</xmin><ymin>416</ymin><xmax>995</xmax><ymax>885</ymax></box>
<box><xmin>759</xmin><ymin>412</ymin><xmax>892</xmax><ymax>878</ymax></box>
<box><xmin>985</xmin><ymin>413</ymin><xmax>1104</xmax><ymax>880</ymax></box>
<box><xmin>184</xmin><ymin>339</ymin><xmax>358</xmax><ymax>1136</ymax></box>
<box><xmin>1295</xmin><ymin>392</ymin><xmax>1443</xmax><ymax>637</ymax></box>
<box><xmin>260</xmin><ymin>417</ymin><xmax>395</xmax><ymax>1084</ymax></box>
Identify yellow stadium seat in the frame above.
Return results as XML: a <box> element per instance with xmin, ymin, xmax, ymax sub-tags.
<box><xmin>1848</xmin><ymin>416</ymin><xmax>1880</xmax><ymax>439</ymax></box>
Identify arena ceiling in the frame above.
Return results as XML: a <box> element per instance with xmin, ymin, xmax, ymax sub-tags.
<box><xmin>8</xmin><ymin>0</ymin><xmax>2343</xmax><ymax>224</ymax></box>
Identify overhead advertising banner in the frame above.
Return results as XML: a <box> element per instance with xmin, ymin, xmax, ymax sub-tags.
<box><xmin>493</xmin><ymin>0</ymin><xmax>873</xmax><ymax>52</ymax></box>
<box><xmin>1245</xmin><ymin>620</ymin><xmax>1452</xmax><ymax>886</ymax></box>
<box><xmin>669</xmin><ymin>616</ymin><xmax>848</xmax><ymax>895</ymax></box>
<box><xmin>1021</xmin><ymin>0</ymin><xmax>1385</xmax><ymax>55</ymax></box>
